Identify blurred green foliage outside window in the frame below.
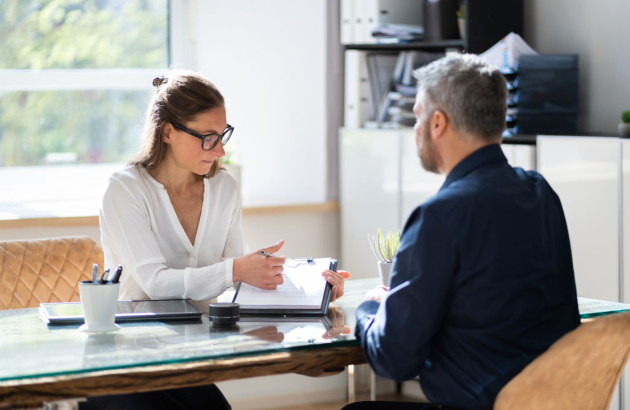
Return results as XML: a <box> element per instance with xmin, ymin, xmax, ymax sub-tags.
<box><xmin>0</xmin><ymin>0</ymin><xmax>168</xmax><ymax>167</ymax></box>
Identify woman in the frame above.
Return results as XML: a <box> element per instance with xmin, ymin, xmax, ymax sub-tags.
<box><xmin>87</xmin><ymin>71</ymin><xmax>349</xmax><ymax>409</ymax></box>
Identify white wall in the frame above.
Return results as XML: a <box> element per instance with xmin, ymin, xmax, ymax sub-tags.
<box><xmin>193</xmin><ymin>0</ymin><xmax>333</xmax><ymax>205</ymax></box>
<box><xmin>524</xmin><ymin>0</ymin><xmax>630</xmax><ymax>135</ymax></box>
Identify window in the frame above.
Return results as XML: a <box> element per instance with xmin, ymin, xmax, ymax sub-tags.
<box><xmin>0</xmin><ymin>0</ymin><xmax>168</xmax><ymax>218</ymax></box>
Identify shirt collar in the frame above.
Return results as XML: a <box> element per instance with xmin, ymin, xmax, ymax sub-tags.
<box><xmin>440</xmin><ymin>143</ymin><xmax>507</xmax><ymax>192</ymax></box>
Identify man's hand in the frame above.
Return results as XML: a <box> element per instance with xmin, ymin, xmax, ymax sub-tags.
<box><xmin>364</xmin><ymin>285</ymin><xmax>389</xmax><ymax>303</ymax></box>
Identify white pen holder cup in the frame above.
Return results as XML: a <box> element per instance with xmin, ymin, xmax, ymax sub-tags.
<box><xmin>378</xmin><ymin>261</ymin><xmax>392</xmax><ymax>287</ymax></box>
<box><xmin>78</xmin><ymin>281</ymin><xmax>120</xmax><ymax>333</ymax></box>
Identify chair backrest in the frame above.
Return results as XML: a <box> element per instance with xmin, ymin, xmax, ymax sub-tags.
<box><xmin>0</xmin><ymin>236</ymin><xmax>104</xmax><ymax>310</ymax></box>
<box><xmin>494</xmin><ymin>311</ymin><xmax>630</xmax><ymax>410</ymax></box>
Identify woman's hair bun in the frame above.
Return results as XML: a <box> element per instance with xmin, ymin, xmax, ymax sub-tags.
<box><xmin>152</xmin><ymin>76</ymin><xmax>168</xmax><ymax>88</ymax></box>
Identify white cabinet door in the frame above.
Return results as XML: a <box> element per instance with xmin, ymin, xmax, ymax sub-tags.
<box><xmin>400</xmin><ymin>130</ymin><xmax>444</xmax><ymax>226</ymax></box>
<box><xmin>501</xmin><ymin>144</ymin><xmax>536</xmax><ymax>170</ymax></box>
<box><xmin>340</xmin><ymin>128</ymin><xmax>400</xmax><ymax>278</ymax></box>
<box><xmin>340</xmin><ymin>128</ymin><xmax>445</xmax><ymax>279</ymax></box>
<box><xmin>537</xmin><ymin>136</ymin><xmax>620</xmax><ymax>302</ymax></box>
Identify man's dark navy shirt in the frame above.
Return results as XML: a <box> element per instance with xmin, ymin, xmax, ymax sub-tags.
<box><xmin>356</xmin><ymin>144</ymin><xmax>580</xmax><ymax>410</ymax></box>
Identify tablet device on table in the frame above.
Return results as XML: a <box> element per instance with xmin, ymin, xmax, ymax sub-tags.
<box><xmin>39</xmin><ymin>299</ymin><xmax>202</xmax><ymax>325</ymax></box>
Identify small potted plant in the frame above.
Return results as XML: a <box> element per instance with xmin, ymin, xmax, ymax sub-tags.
<box><xmin>619</xmin><ymin>110</ymin><xmax>630</xmax><ymax>138</ymax></box>
<box><xmin>456</xmin><ymin>4</ymin><xmax>465</xmax><ymax>40</ymax></box>
<box><xmin>368</xmin><ymin>229</ymin><xmax>400</xmax><ymax>286</ymax></box>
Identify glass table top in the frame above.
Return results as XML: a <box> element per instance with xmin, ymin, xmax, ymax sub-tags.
<box><xmin>1</xmin><ymin>277</ymin><xmax>628</xmax><ymax>383</ymax></box>
<box><xmin>0</xmin><ymin>279</ymin><xmax>374</xmax><ymax>383</ymax></box>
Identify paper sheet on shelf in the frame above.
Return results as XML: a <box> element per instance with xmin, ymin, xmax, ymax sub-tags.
<box><xmin>479</xmin><ymin>32</ymin><xmax>538</xmax><ymax>70</ymax></box>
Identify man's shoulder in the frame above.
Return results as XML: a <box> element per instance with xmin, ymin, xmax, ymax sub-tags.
<box><xmin>414</xmin><ymin>166</ymin><xmax>556</xmax><ymax>218</ymax></box>
<box><xmin>513</xmin><ymin>166</ymin><xmax>546</xmax><ymax>183</ymax></box>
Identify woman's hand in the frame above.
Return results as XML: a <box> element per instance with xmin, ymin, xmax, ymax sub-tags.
<box><xmin>233</xmin><ymin>240</ymin><xmax>286</xmax><ymax>290</ymax></box>
<box><xmin>322</xmin><ymin>269</ymin><xmax>351</xmax><ymax>302</ymax></box>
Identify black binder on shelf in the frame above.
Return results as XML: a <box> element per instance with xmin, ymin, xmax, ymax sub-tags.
<box><xmin>232</xmin><ymin>258</ymin><xmax>337</xmax><ymax>316</ymax></box>
<box><xmin>508</xmin><ymin>54</ymin><xmax>579</xmax><ymax>136</ymax></box>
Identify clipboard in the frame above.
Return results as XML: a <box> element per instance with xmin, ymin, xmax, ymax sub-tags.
<box><xmin>232</xmin><ymin>258</ymin><xmax>338</xmax><ymax>316</ymax></box>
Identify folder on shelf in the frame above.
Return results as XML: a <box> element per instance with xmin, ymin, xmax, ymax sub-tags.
<box><xmin>233</xmin><ymin>258</ymin><xmax>338</xmax><ymax>316</ymax></box>
<box><xmin>344</xmin><ymin>50</ymin><xmax>370</xmax><ymax>128</ymax></box>
<box><xmin>340</xmin><ymin>0</ymin><xmax>355</xmax><ymax>45</ymax></box>
<box><xmin>340</xmin><ymin>0</ymin><xmax>425</xmax><ymax>45</ymax></box>
<box><xmin>366</xmin><ymin>52</ymin><xmax>399</xmax><ymax>122</ymax></box>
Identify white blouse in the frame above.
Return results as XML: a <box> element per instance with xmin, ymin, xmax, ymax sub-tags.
<box><xmin>99</xmin><ymin>165</ymin><xmax>247</xmax><ymax>301</ymax></box>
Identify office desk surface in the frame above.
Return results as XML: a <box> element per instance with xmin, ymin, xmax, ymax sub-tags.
<box><xmin>0</xmin><ymin>279</ymin><xmax>376</xmax><ymax>408</ymax></box>
<box><xmin>1</xmin><ymin>278</ymin><xmax>629</xmax><ymax>408</ymax></box>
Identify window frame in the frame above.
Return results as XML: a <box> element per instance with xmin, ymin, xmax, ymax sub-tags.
<box><xmin>0</xmin><ymin>0</ymin><xmax>191</xmax><ymax>221</ymax></box>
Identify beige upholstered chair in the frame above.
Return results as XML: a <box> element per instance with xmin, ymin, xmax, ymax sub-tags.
<box><xmin>494</xmin><ymin>311</ymin><xmax>630</xmax><ymax>410</ymax></box>
<box><xmin>0</xmin><ymin>236</ymin><xmax>104</xmax><ymax>310</ymax></box>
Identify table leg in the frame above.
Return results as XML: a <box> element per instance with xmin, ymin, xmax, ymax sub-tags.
<box><xmin>347</xmin><ymin>363</ymin><xmax>376</xmax><ymax>402</ymax></box>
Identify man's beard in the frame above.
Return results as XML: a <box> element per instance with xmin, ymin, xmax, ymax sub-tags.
<box><xmin>418</xmin><ymin>122</ymin><xmax>440</xmax><ymax>174</ymax></box>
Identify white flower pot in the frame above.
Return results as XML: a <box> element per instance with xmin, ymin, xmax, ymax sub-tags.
<box><xmin>457</xmin><ymin>18</ymin><xmax>466</xmax><ymax>40</ymax></box>
<box><xmin>619</xmin><ymin>123</ymin><xmax>630</xmax><ymax>138</ymax></box>
<box><xmin>378</xmin><ymin>261</ymin><xmax>392</xmax><ymax>287</ymax></box>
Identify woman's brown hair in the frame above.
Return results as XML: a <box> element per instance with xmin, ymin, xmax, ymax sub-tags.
<box><xmin>131</xmin><ymin>70</ymin><xmax>225</xmax><ymax>177</ymax></box>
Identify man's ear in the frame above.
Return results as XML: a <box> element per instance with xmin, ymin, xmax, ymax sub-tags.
<box><xmin>430</xmin><ymin>110</ymin><xmax>448</xmax><ymax>140</ymax></box>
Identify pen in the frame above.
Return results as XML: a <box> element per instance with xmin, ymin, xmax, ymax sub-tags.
<box><xmin>108</xmin><ymin>265</ymin><xmax>123</xmax><ymax>283</ymax></box>
<box><xmin>91</xmin><ymin>263</ymin><xmax>99</xmax><ymax>284</ymax></box>
<box><xmin>260</xmin><ymin>251</ymin><xmax>313</xmax><ymax>263</ymax></box>
<box><xmin>99</xmin><ymin>267</ymin><xmax>110</xmax><ymax>284</ymax></box>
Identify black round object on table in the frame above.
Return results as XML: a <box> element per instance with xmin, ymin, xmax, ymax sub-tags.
<box><xmin>209</xmin><ymin>302</ymin><xmax>240</xmax><ymax>326</ymax></box>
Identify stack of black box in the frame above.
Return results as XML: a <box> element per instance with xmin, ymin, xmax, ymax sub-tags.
<box><xmin>505</xmin><ymin>54</ymin><xmax>579</xmax><ymax>136</ymax></box>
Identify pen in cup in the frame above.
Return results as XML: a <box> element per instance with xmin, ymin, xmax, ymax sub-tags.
<box><xmin>107</xmin><ymin>265</ymin><xmax>123</xmax><ymax>284</ymax></box>
<box><xmin>99</xmin><ymin>267</ymin><xmax>110</xmax><ymax>284</ymax></box>
<box><xmin>92</xmin><ymin>263</ymin><xmax>99</xmax><ymax>284</ymax></box>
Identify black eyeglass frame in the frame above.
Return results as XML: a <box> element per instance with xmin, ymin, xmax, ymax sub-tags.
<box><xmin>171</xmin><ymin>122</ymin><xmax>234</xmax><ymax>151</ymax></box>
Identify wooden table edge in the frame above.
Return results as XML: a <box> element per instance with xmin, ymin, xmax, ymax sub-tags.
<box><xmin>0</xmin><ymin>344</ymin><xmax>365</xmax><ymax>408</ymax></box>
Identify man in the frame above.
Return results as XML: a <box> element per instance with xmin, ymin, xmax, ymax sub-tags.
<box><xmin>346</xmin><ymin>54</ymin><xmax>580</xmax><ymax>410</ymax></box>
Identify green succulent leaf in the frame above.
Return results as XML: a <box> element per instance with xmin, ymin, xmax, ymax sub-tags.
<box><xmin>368</xmin><ymin>228</ymin><xmax>401</xmax><ymax>263</ymax></box>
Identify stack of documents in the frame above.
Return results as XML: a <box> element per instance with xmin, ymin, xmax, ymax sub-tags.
<box><xmin>479</xmin><ymin>32</ymin><xmax>537</xmax><ymax>71</ymax></box>
<box><xmin>371</xmin><ymin>23</ymin><xmax>425</xmax><ymax>41</ymax></box>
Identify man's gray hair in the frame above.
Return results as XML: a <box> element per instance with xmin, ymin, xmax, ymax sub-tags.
<box><xmin>413</xmin><ymin>54</ymin><xmax>507</xmax><ymax>141</ymax></box>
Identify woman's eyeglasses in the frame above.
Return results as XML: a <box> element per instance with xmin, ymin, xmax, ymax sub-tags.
<box><xmin>172</xmin><ymin>122</ymin><xmax>234</xmax><ymax>151</ymax></box>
